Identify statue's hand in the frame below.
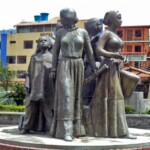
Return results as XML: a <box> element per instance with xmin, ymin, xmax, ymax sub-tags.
<box><xmin>95</xmin><ymin>62</ymin><xmax>101</xmax><ymax>69</ymax></box>
<box><xmin>49</xmin><ymin>71</ymin><xmax>56</xmax><ymax>79</ymax></box>
<box><xmin>93</xmin><ymin>68</ymin><xmax>99</xmax><ymax>76</ymax></box>
<box><xmin>113</xmin><ymin>53</ymin><xmax>124</xmax><ymax>60</ymax></box>
<box><xmin>124</xmin><ymin>56</ymin><xmax>129</xmax><ymax>65</ymax></box>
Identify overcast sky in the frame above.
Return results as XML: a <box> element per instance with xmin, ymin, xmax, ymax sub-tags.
<box><xmin>1</xmin><ymin>0</ymin><xmax>150</xmax><ymax>29</ymax></box>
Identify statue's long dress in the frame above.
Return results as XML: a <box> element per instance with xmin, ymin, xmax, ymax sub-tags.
<box><xmin>91</xmin><ymin>31</ymin><xmax>129</xmax><ymax>137</ymax></box>
<box><xmin>53</xmin><ymin>57</ymin><xmax>85</xmax><ymax>138</ymax></box>
<box><xmin>51</xmin><ymin>28</ymin><xmax>94</xmax><ymax>139</ymax></box>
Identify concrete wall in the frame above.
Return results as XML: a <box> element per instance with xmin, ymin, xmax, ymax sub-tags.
<box><xmin>127</xmin><ymin>114</ymin><xmax>150</xmax><ymax>129</ymax></box>
<box><xmin>125</xmin><ymin>91</ymin><xmax>150</xmax><ymax>113</ymax></box>
<box><xmin>0</xmin><ymin>112</ymin><xmax>24</xmax><ymax>125</ymax></box>
<box><xmin>1</xmin><ymin>112</ymin><xmax>150</xmax><ymax>129</ymax></box>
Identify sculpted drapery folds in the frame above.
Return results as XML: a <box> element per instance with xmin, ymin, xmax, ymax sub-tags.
<box><xmin>91</xmin><ymin>10</ymin><xmax>137</xmax><ymax>139</ymax></box>
<box><xmin>20</xmin><ymin>35</ymin><xmax>55</xmax><ymax>134</ymax></box>
<box><xmin>49</xmin><ymin>8</ymin><xmax>96</xmax><ymax>141</ymax></box>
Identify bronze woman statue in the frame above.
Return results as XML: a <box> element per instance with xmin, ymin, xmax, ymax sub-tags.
<box><xmin>50</xmin><ymin>8</ymin><xmax>96</xmax><ymax>141</ymax></box>
<box><xmin>83</xmin><ymin>18</ymin><xmax>103</xmax><ymax>106</ymax></box>
<box><xmin>91</xmin><ymin>10</ymin><xmax>136</xmax><ymax>139</ymax></box>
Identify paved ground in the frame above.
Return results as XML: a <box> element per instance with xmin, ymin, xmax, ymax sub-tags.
<box><xmin>0</xmin><ymin>126</ymin><xmax>150</xmax><ymax>150</ymax></box>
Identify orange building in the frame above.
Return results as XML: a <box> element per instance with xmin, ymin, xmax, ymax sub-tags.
<box><xmin>117</xmin><ymin>25</ymin><xmax>150</xmax><ymax>70</ymax></box>
<box><xmin>116</xmin><ymin>25</ymin><xmax>150</xmax><ymax>98</ymax></box>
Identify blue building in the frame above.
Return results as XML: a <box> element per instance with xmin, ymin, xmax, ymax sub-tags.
<box><xmin>0</xmin><ymin>29</ymin><xmax>16</xmax><ymax>66</ymax></box>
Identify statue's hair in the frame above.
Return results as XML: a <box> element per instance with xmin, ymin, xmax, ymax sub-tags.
<box><xmin>55</xmin><ymin>20</ymin><xmax>63</xmax><ymax>31</ymax></box>
<box><xmin>60</xmin><ymin>8</ymin><xmax>78</xmax><ymax>24</ymax></box>
<box><xmin>85</xmin><ymin>18</ymin><xmax>100</xmax><ymax>34</ymax></box>
<box><xmin>103</xmin><ymin>10</ymin><xmax>118</xmax><ymax>26</ymax></box>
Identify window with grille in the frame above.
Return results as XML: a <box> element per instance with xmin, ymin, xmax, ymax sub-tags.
<box><xmin>135</xmin><ymin>45</ymin><xmax>141</xmax><ymax>52</ymax></box>
<box><xmin>17</xmin><ymin>56</ymin><xmax>26</xmax><ymax>64</ymax></box>
<box><xmin>24</xmin><ymin>40</ymin><xmax>33</xmax><ymax>49</ymax></box>
<box><xmin>7</xmin><ymin>56</ymin><xmax>16</xmax><ymax>64</ymax></box>
<box><xmin>127</xmin><ymin>30</ymin><xmax>133</xmax><ymax>40</ymax></box>
<box><xmin>127</xmin><ymin>45</ymin><xmax>132</xmax><ymax>52</ymax></box>
<box><xmin>135</xmin><ymin>30</ymin><xmax>142</xmax><ymax>37</ymax></box>
<box><xmin>45</xmin><ymin>25</ymin><xmax>51</xmax><ymax>32</ymax></box>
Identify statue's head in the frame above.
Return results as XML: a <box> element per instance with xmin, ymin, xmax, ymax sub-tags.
<box><xmin>37</xmin><ymin>35</ymin><xmax>54</xmax><ymax>50</ymax></box>
<box><xmin>85</xmin><ymin>18</ymin><xmax>103</xmax><ymax>36</ymax></box>
<box><xmin>55</xmin><ymin>20</ymin><xmax>63</xmax><ymax>31</ymax></box>
<box><xmin>103</xmin><ymin>10</ymin><xmax>122</xmax><ymax>27</ymax></box>
<box><xmin>60</xmin><ymin>8</ymin><xmax>78</xmax><ymax>27</ymax></box>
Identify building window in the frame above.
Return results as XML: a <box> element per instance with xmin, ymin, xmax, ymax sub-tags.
<box><xmin>10</xmin><ymin>41</ymin><xmax>16</xmax><ymax>44</ymax></box>
<box><xmin>117</xmin><ymin>30</ymin><xmax>123</xmax><ymax>38</ymax></box>
<box><xmin>51</xmin><ymin>25</ymin><xmax>56</xmax><ymax>32</ymax></box>
<box><xmin>135</xmin><ymin>62</ymin><xmax>140</xmax><ymax>68</ymax></box>
<box><xmin>30</xmin><ymin>26</ymin><xmax>35</xmax><ymax>32</ymax></box>
<box><xmin>31</xmin><ymin>26</ymin><xmax>43</xmax><ymax>32</ymax></box>
<box><xmin>17</xmin><ymin>56</ymin><xmax>26</xmax><ymax>64</ymax></box>
<box><xmin>45</xmin><ymin>25</ymin><xmax>51</xmax><ymax>32</ymax></box>
<box><xmin>36</xmin><ymin>26</ymin><xmax>43</xmax><ymax>32</ymax></box>
<box><xmin>17</xmin><ymin>27</ymin><xmax>30</xmax><ymax>33</ymax></box>
<box><xmin>127</xmin><ymin>30</ymin><xmax>133</xmax><ymax>40</ymax></box>
<box><xmin>7</xmin><ymin>56</ymin><xmax>16</xmax><ymax>64</ymax></box>
<box><xmin>135</xmin><ymin>45</ymin><xmax>141</xmax><ymax>52</ymax></box>
<box><xmin>24</xmin><ymin>40</ymin><xmax>33</xmax><ymax>49</ymax></box>
<box><xmin>127</xmin><ymin>45</ymin><xmax>132</xmax><ymax>52</ymax></box>
<box><xmin>135</xmin><ymin>30</ymin><xmax>141</xmax><ymax>37</ymax></box>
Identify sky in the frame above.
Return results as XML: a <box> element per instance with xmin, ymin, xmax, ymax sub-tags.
<box><xmin>1</xmin><ymin>0</ymin><xmax>150</xmax><ymax>30</ymax></box>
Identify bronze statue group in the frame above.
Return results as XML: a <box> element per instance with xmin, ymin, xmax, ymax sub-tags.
<box><xmin>19</xmin><ymin>8</ymin><xmax>139</xmax><ymax>142</ymax></box>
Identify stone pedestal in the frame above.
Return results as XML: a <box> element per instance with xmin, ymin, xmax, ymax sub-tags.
<box><xmin>0</xmin><ymin>126</ymin><xmax>150</xmax><ymax>150</ymax></box>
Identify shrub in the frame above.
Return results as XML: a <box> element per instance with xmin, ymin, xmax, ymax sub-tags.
<box><xmin>0</xmin><ymin>60</ymin><xmax>16</xmax><ymax>91</ymax></box>
<box><xmin>125</xmin><ymin>105</ymin><xmax>136</xmax><ymax>114</ymax></box>
<box><xmin>141</xmin><ymin>109</ymin><xmax>150</xmax><ymax>114</ymax></box>
<box><xmin>0</xmin><ymin>104</ymin><xmax>25</xmax><ymax>112</ymax></box>
<box><xmin>3</xmin><ymin>82</ymin><xmax>26</xmax><ymax>106</ymax></box>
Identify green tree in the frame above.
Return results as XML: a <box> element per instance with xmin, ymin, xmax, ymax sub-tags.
<box><xmin>0</xmin><ymin>60</ymin><xmax>16</xmax><ymax>90</ymax></box>
<box><xmin>3</xmin><ymin>82</ymin><xmax>26</xmax><ymax>106</ymax></box>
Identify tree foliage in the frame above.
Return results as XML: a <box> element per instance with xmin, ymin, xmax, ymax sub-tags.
<box><xmin>0</xmin><ymin>60</ymin><xmax>16</xmax><ymax>90</ymax></box>
<box><xmin>3</xmin><ymin>82</ymin><xmax>26</xmax><ymax>106</ymax></box>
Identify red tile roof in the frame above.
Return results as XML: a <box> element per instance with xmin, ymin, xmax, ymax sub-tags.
<box><xmin>123</xmin><ymin>66</ymin><xmax>150</xmax><ymax>81</ymax></box>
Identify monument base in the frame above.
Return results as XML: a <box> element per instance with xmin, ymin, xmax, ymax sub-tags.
<box><xmin>0</xmin><ymin>126</ymin><xmax>150</xmax><ymax>150</ymax></box>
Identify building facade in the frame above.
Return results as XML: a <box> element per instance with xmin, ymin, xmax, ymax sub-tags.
<box><xmin>2</xmin><ymin>19</ymin><xmax>150</xmax><ymax>82</ymax></box>
<box><xmin>5</xmin><ymin>16</ymin><xmax>86</xmax><ymax>81</ymax></box>
<box><xmin>116</xmin><ymin>25</ymin><xmax>150</xmax><ymax>98</ymax></box>
<box><xmin>0</xmin><ymin>29</ymin><xmax>16</xmax><ymax>66</ymax></box>
<box><xmin>117</xmin><ymin>25</ymin><xmax>150</xmax><ymax>70</ymax></box>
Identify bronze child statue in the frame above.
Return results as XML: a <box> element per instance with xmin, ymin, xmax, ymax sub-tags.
<box><xmin>20</xmin><ymin>35</ymin><xmax>55</xmax><ymax>134</ymax></box>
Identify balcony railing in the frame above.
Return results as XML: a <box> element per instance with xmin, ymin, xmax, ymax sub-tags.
<box><xmin>122</xmin><ymin>52</ymin><xmax>146</xmax><ymax>55</ymax></box>
<box><xmin>134</xmin><ymin>62</ymin><xmax>150</xmax><ymax>72</ymax></box>
<box><xmin>124</xmin><ymin>40</ymin><xmax>150</xmax><ymax>43</ymax></box>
